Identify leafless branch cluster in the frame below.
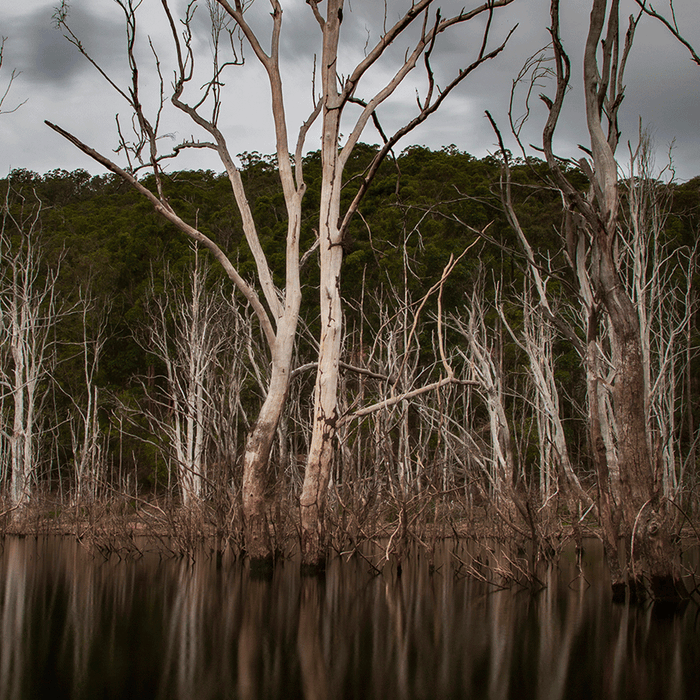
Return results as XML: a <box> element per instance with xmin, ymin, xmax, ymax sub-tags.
<box><xmin>0</xmin><ymin>37</ymin><xmax>25</xmax><ymax>115</ymax></box>
<box><xmin>0</xmin><ymin>184</ymin><xmax>62</xmax><ymax>509</ymax></box>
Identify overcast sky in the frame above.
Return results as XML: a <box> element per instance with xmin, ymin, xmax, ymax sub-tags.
<box><xmin>1</xmin><ymin>0</ymin><xmax>698</xmax><ymax>181</ymax></box>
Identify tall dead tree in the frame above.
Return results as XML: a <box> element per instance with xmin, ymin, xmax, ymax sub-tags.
<box><xmin>297</xmin><ymin>0</ymin><xmax>517</xmax><ymax>569</ymax></box>
<box><xmin>48</xmin><ymin>0</ymin><xmax>517</xmax><ymax>565</ymax></box>
<box><xmin>48</xmin><ymin>0</ymin><xmax>313</xmax><ymax>561</ymax></box>
<box><xmin>515</xmin><ymin>0</ymin><xmax>687</xmax><ymax>600</ymax></box>
<box><xmin>0</xmin><ymin>186</ymin><xmax>61</xmax><ymax>508</ymax></box>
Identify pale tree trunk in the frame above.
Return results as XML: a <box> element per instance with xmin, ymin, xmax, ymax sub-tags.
<box><xmin>567</xmin><ymin>209</ymin><xmax>624</xmax><ymax>590</ymax></box>
<box><xmin>461</xmin><ymin>295</ymin><xmax>516</xmax><ymax>500</ymax></box>
<box><xmin>70</xmin><ymin>292</ymin><xmax>109</xmax><ymax>506</ymax></box>
<box><xmin>299</xmin><ymin>1</ymin><xmax>344</xmax><ymax>569</ymax></box>
<box><xmin>449</xmin><ymin>288</ymin><xmax>549</xmax><ymax>545</ymax></box>
<box><xmin>49</xmin><ymin>0</ymin><xmax>308</xmax><ymax>562</ymax></box>
<box><xmin>9</xmin><ymin>310</ymin><xmax>28</xmax><ymax>507</ymax></box>
<box><xmin>528</xmin><ymin>0</ymin><xmax>687</xmax><ymax>600</ymax></box>
<box><xmin>485</xmin><ymin>112</ymin><xmax>594</xmax><ymax>516</ymax></box>
<box><xmin>299</xmin><ymin>0</ymin><xmax>518</xmax><ymax>569</ymax></box>
<box><xmin>0</xmin><ymin>186</ymin><xmax>60</xmax><ymax>510</ymax></box>
<box><xmin>493</xmin><ymin>0</ymin><xmax>687</xmax><ymax>599</ymax></box>
<box><xmin>242</xmin><ymin>323</ymin><xmax>297</xmax><ymax>561</ymax></box>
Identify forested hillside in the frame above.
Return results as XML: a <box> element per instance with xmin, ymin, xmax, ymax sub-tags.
<box><xmin>2</xmin><ymin>146</ymin><xmax>698</xmax><ymax>545</ymax></box>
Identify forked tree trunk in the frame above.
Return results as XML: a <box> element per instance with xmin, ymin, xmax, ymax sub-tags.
<box><xmin>581</xmin><ymin>1</ymin><xmax>685</xmax><ymax>601</ymax></box>
<box><xmin>298</xmin><ymin>0</ymin><xmax>517</xmax><ymax>570</ymax></box>
<box><xmin>50</xmin><ymin>0</ymin><xmax>516</xmax><ymax>569</ymax></box>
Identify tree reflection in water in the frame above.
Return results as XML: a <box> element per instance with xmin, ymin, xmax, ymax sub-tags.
<box><xmin>0</xmin><ymin>537</ymin><xmax>696</xmax><ymax>700</ymax></box>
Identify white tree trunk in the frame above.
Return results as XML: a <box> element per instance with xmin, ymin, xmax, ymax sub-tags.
<box><xmin>1</xmin><ymin>187</ymin><xmax>59</xmax><ymax>509</ymax></box>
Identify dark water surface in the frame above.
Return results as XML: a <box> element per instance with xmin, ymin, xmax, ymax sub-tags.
<box><xmin>0</xmin><ymin>536</ymin><xmax>697</xmax><ymax>700</ymax></box>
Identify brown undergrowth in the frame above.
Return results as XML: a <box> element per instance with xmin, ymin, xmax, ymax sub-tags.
<box><xmin>1</xmin><ymin>490</ymin><xmax>698</xmax><ymax>601</ymax></box>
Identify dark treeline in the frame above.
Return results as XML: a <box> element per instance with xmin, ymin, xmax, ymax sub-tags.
<box><xmin>1</xmin><ymin>144</ymin><xmax>699</xmax><ymax>585</ymax></box>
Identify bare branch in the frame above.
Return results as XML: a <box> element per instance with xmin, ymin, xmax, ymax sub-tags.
<box><xmin>338</xmin><ymin>23</ymin><xmax>516</xmax><ymax>240</ymax></box>
<box><xmin>338</xmin><ymin>376</ymin><xmax>478</xmax><ymax>426</ymax></box>
<box><xmin>52</xmin><ymin>1</ymin><xmax>133</xmax><ymax>104</ymax></box>
<box><xmin>306</xmin><ymin>0</ymin><xmax>326</xmax><ymax>28</ymax></box>
<box><xmin>394</xmin><ymin>241</ymin><xmax>478</xmax><ymax>383</ymax></box>
<box><xmin>215</xmin><ymin>0</ymin><xmax>300</xmax><ymax>222</ymax></box>
<box><xmin>0</xmin><ymin>38</ymin><xmax>26</xmax><ymax>115</ymax></box>
<box><xmin>634</xmin><ymin>0</ymin><xmax>700</xmax><ymax>65</ymax></box>
<box><xmin>44</xmin><ymin>120</ymin><xmax>276</xmax><ymax>350</ymax></box>
<box><xmin>485</xmin><ymin>110</ymin><xmax>585</xmax><ymax>356</ymax></box>
<box><xmin>340</xmin><ymin>0</ymin><xmax>517</xmax><ymax>108</ymax></box>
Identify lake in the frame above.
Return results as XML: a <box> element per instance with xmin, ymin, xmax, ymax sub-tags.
<box><xmin>0</xmin><ymin>536</ymin><xmax>697</xmax><ymax>699</ymax></box>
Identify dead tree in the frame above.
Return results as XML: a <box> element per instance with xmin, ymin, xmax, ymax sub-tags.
<box><xmin>500</xmin><ymin>0</ymin><xmax>689</xmax><ymax>601</ymax></box>
<box><xmin>67</xmin><ymin>290</ymin><xmax>110</xmax><ymax>506</ymax></box>
<box><xmin>620</xmin><ymin>134</ymin><xmax>698</xmax><ymax>504</ymax></box>
<box><xmin>0</xmin><ymin>37</ymin><xmax>24</xmax><ymax>117</ymax></box>
<box><xmin>134</xmin><ymin>250</ymin><xmax>238</xmax><ymax>508</ymax></box>
<box><xmin>48</xmin><ymin>0</ymin><xmax>313</xmax><ymax>561</ymax></box>
<box><xmin>48</xmin><ymin>0</ymin><xmax>518</xmax><ymax>566</ymax></box>
<box><xmin>297</xmin><ymin>0</ymin><xmax>517</xmax><ymax>569</ymax></box>
<box><xmin>0</xmin><ymin>185</ymin><xmax>61</xmax><ymax>508</ymax></box>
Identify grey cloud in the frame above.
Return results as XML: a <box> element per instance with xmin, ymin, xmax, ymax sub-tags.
<box><xmin>7</xmin><ymin>2</ymin><xmax>130</xmax><ymax>89</ymax></box>
<box><xmin>2</xmin><ymin>0</ymin><xmax>699</xmax><ymax>179</ymax></box>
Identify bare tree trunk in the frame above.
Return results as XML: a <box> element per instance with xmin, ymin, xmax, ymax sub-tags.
<box><xmin>299</xmin><ymin>0</ymin><xmax>518</xmax><ymax>569</ymax></box>
<box><xmin>530</xmin><ymin>0</ymin><xmax>687</xmax><ymax>600</ymax></box>
<box><xmin>69</xmin><ymin>292</ymin><xmax>109</xmax><ymax>506</ymax></box>
<box><xmin>242</xmin><ymin>327</ymin><xmax>297</xmax><ymax>562</ymax></box>
<box><xmin>582</xmin><ymin>3</ymin><xmax>684</xmax><ymax>601</ymax></box>
<box><xmin>0</xmin><ymin>185</ymin><xmax>60</xmax><ymax>510</ymax></box>
<box><xmin>299</xmin><ymin>0</ymin><xmax>344</xmax><ymax>569</ymax></box>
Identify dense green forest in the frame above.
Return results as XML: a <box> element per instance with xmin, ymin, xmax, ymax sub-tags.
<box><xmin>2</xmin><ymin>146</ymin><xmax>699</xmax><ymax>540</ymax></box>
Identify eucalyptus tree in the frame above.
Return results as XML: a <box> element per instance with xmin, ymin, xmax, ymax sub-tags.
<box><xmin>134</xmin><ymin>248</ymin><xmax>253</xmax><ymax>508</ymax></box>
<box><xmin>491</xmin><ymin>0</ymin><xmax>690</xmax><ymax>600</ymax></box>
<box><xmin>48</xmin><ymin>0</ymin><xmax>518</xmax><ymax>565</ymax></box>
<box><xmin>48</xmin><ymin>0</ymin><xmax>304</xmax><ymax>559</ymax></box>
<box><xmin>0</xmin><ymin>185</ymin><xmax>61</xmax><ymax>508</ymax></box>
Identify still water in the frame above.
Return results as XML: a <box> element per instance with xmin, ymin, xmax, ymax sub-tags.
<box><xmin>0</xmin><ymin>536</ymin><xmax>697</xmax><ymax>700</ymax></box>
